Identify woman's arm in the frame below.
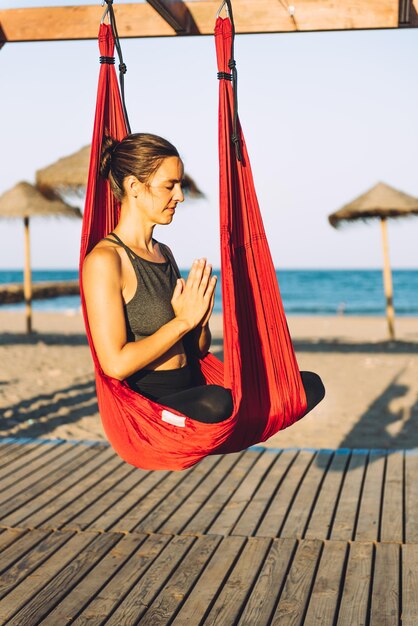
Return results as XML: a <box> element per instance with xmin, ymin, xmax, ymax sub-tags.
<box><xmin>185</xmin><ymin>323</ymin><xmax>212</xmax><ymax>358</ymax></box>
<box><xmin>83</xmin><ymin>250</ymin><xmax>216</xmax><ymax>380</ymax></box>
<box><xmin>196</xmin><ymin>324</ymin><xmax>212</xmax><ymax>356</ymax></box>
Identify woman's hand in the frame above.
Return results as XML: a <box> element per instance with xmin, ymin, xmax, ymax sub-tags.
<box><xmin>199</xmin><ymin>286</ymin><xmax>215</xmax><ymax>327</ymax></box>
<box><xmin>171</xmin><ymin>258</ymin><xmax>217</xmax><ymax>330</ymax></box>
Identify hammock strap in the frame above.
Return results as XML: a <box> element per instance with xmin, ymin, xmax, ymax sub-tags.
<box><xmin>103</xmin><ymin>0</ymin><xmax>131</xmax><ymax>134</ymax></box>
<box><xmin>224</xmin><ymin>0</ymin><xmax>242</xmax><ymax>161</ymax></box>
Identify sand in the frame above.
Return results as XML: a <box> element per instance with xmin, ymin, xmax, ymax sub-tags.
<box><xmin>0</xmin><ymin>311</ymin><xmax>417</xmax><ymax>450</ymax></box>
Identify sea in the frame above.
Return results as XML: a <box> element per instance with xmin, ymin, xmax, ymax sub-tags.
<box><xmin>0</xmin><ymin>269</ymin><xmax>417</xmax><ymax>316</ymax></box>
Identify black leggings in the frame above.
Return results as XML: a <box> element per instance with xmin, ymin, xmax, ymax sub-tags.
<box><xmin>300</xmin><ymin>371</ymin><xmax>326</xmax><ymax>416</ymax></box>
<box><xmin>127</xmin><ymin>366</ymin><xmax>324</xmax><ymax>425</ymax></box>
<box><xmin>127</xmin><ymin>365</ymin><xmax>234</xmax><ymax>424</ymax></box>
<box><xmin>159</xmin><ymin>384</ymin><xmax>234</xmax><ymax>424</ymax></box>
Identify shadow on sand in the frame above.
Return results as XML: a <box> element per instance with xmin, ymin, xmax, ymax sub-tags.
<box><xmin>292</xmin><ymin>338</ymin><xmax>418</xmax><ymax>355</ymax></box>
<box><xmin>339</xmin><ymin>371</ymin><xmax>418</xmax><ymax>450</ymax></box>
<box><xmin>0</xmin><ymin>333</ymin><xmax>88</xmax><ymax>347</ymax></box>
<box><xmin>0</xmin><ymin>380</ymin><xmax>99</xmax><ymax>440</ymax></box>
<box><xmin>314</xmin><ymin>367</ymin><xmax>418</xmax><ymax>471</ymax></box>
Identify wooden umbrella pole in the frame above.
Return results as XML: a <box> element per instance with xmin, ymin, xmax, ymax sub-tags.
<box><xmin>23</xmin><ymin>216</ymin><xmax>33</xmax><ymax>334</ymax></box>
<box><xmin>380</xmin><ymin>217</ymin><xmax>395</xmax><ymax>340</ymax></box>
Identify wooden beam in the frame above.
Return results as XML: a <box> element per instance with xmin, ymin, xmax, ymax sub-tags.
<box><xmin>194</xmin><ymin>0</ymin><xmax>401</xmax><ymax>34</ymax></box>
<box><xmin>0</xmin><ymin>1</ymin><xmax>413</xmax><ymax>45</ymax></box>
<box><xmin>400</xmin><ymin>0</ymin><xmax>418</xmax><ymax>25</ymax></box>
<box><xmin>146</xmin><ymin>1</ymin><xmax>200</xmax><ymax>34</ymax></box>
<box><xmin>0</xmin><ymin>4</ymin><xmax>175</xmax><ymax>44</ymax></box>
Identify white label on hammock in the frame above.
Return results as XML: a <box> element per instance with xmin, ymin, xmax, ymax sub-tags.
<box><xmin>161</xmin><ymin>410</ymin><xmax>186</xmax><ymax>428</ymax></box>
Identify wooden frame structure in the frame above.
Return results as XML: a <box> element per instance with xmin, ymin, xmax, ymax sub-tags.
<box><xmin>1</xmin><ymin>0</ymin><xmax>418</xmax><ymax>46</ymax></box>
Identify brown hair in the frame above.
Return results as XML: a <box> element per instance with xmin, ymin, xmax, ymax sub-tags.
<box><xmin>100</xmin><ymin>133</ymin><xmax>180</xmax><ymax>201</ymax></box>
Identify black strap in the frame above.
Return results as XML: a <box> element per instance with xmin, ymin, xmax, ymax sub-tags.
<box><xmin>217</xmin><ymin>71</ymin><xmax>232</xmax><ymax>81</ymax></box>
<box><xmin>103</xmin><ymin>0</ymin><xmax>131</xmax><ymax>134</ymax></box>
<box><xmin>100</xmin><ymin>56</ymin><xmax>115</xmax><ymax>64</ymax></box>
<box><xmin>105</xmin><ymin>233</ymin><xmax>174</xmax><ymax>270</ymax></box>
<box><xmin>219</xmin><ymin>1</ymin><xmax>242</xmax><ymax>162</ymax></box>
<box><xmin>104</xmin><ymin>232</ymin><xmax>137</xmax><ymax>261</ymax></box>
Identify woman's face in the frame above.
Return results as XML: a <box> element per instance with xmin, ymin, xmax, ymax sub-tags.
<box><xmin>134</xmin><ymin>156</ymin><xmax>185</xmax><ymax>225</ymax></box>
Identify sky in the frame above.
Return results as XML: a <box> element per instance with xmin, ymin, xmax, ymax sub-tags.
<box><xmin>1</xmin><ymin>1</ymin><xmax>418</xmax><ymax>269</ymax></box>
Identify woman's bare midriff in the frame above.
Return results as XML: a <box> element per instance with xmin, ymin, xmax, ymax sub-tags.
<box><xmin>143</xmin><ymin>340</ymin><xmax>188</xmax><ymax>371</ymax></box>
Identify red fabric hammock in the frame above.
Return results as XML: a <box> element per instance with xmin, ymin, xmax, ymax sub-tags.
<box><xmin>79</xmin><ymin>19</ymin><xmax>307</xmax><ymax>471</ymax></box>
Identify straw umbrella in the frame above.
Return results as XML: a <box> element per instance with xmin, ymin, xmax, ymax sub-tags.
<box><xmin>36</xmin><ymin>145</ymin><xmax>91</xmax><ymax>196</ymax></box>
<box><xmin>329</xmin><ymin>182</ymin><xmax>418</xmax><ymax>340</ymax></box>
<box><xmin>36</xmin><ymin>144</ymin><xmax>204</xmax><ymax>197</ymax></box>
<box><xmin>0</xmin><ymin>181</ymin><xmax>82</xmax><ymax>334</ymax></box>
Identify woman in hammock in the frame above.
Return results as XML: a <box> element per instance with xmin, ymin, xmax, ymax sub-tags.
<box><xmin>83</xmin><ymin>132</ymin><xmax>234</xmax><ymax>424</ymax></box>
<box><xmin>83</xmin><ymin>132</ymin><xmax>324</xmax><ymax>424</ymax></box>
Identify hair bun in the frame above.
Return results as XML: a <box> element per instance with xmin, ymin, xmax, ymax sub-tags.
<box><xmin>100</xmin><ymin>135</ymin><xmax>119</xmax><ymax>179</ymax></box>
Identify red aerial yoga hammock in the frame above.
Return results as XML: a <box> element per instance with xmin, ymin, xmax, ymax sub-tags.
<box><xmin>79</xmin><ymin>10</ymin><xmax>307</xmax><ymax>471</ymax></box>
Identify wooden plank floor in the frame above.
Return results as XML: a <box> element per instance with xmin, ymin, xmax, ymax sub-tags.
<box><xmin>0</xmin><ymin>439</ymin><xmax>416</xmax><ymax>625</ymax></box>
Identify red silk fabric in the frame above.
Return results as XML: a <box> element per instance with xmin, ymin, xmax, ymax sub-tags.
<box><xmin>79</xmin><ymin>20</ymin><xmax>307</xmax><ymax>471</ymax></box>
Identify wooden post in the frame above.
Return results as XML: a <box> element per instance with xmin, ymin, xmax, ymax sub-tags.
<box><xmin>380</xmin><ymin>217</ymin><xmax>395</xmax><ymax>340</ymax></box>
<box><xmin>23</xmin><ymin>216</ymin><xmax>33</xmax><ymax>334</ymax></box>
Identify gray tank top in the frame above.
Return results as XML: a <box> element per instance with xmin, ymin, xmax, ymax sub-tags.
<box><xmin>104</xmin><ymin>232</ymin><xmax>181</xmax><ymax>342</ymax></box>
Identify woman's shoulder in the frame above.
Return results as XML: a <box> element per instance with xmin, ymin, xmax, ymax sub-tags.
<box><xmin>83</xmin><ymin>238</ymin><xmax>122</xmax><ymax>276</ymax></box>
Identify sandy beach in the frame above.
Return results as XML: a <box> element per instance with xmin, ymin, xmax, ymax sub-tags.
<box><xmin>0</xmin><ymin>310</ymin><xmax>417</xmax><ymax>450</ymax></box>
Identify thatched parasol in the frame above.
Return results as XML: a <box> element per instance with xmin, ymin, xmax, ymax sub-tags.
<box><xmin>36</xmin><ymin>144</ymin><xmax>204</xmax><ymax>198</ymax></box>
<box><xmin>0</xmin><ymin>181</ymin><xmax>82</xmax><ymax>334</ymax></box>
<box><xmin>36</xmin><ymin>145</ymin><xmax>91</xmax><ymax>197</ymax></box>
<box><xmin>329</xmin><ymin>181</ymin><xmax>418</xmax><ymax>340</ymax></box>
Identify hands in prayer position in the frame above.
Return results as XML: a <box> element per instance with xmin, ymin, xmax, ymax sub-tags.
<box><xmin>171</xmin><ymin>258</ymin><xmax>217</xmax><ymax>331</ymax></box>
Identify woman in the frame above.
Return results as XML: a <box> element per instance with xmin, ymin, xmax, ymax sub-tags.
<box><xmin>83</xmin><ymin>132</ymin><xmax>324</xmax><ymax>425</ymax></box>
<box><xmin>83</xmin><ymin>132</ymin><xmax>234</xmax><ymax>424</ymax></box>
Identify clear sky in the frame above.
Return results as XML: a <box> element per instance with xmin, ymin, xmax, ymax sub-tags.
<box><xmin>1</xmin><ymin>0</ymin><xmax>418</xmax><ymax>269</ymax></box>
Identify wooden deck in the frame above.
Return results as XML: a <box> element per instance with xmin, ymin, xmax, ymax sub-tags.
<box><xmin>0</xmin><ymin>439</ymin><xmax>416</xmax><ymax>625</ymax></box>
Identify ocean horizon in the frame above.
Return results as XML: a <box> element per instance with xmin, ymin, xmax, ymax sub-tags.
<box><xmin>1</xmin><ymin>269</ymin><xmax>417</xmax><ymax>316</ymax></box>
